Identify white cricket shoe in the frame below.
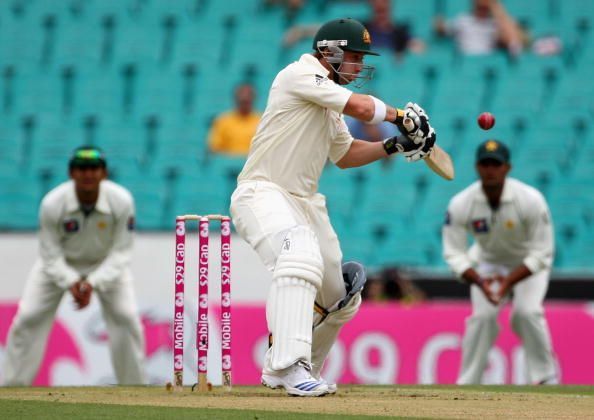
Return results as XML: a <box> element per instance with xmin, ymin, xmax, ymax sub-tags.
<box><xmin>320</xmin><ymin>378</ymin><xmax>337</xmax><ymax>394</ymax></box>
<box><xmin>261</xmin><ymin>361</ymin><xmax>329</xmax><ymax>397</ymax></box>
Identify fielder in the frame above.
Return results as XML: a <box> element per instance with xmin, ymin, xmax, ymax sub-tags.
<box><xmin>443</xmin><ymin>140</ymin><xmax>558</xmax><ymax>385</ymax></box>
<box><xmin>230</xmin><ymin>18</ymin><xmax>436</xmax><ymax>396</ymax></box>
<box><xmin>3</xmin><ymin>146</ymin><xmax>147</xmax><ymax>386</ymax></box>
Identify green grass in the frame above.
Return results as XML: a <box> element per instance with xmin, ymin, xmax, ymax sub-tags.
<box><xmin>0</xmin><ymin>399</ymin><xmax>406</xmax><ymax>420</ymax></box>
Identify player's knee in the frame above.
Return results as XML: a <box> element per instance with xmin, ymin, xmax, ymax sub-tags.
<box><xmin>511</xmin><ymin>307</ymin><xmax>542</xmax><ymax>325</ymax></box>
<box><xmin>470</xmin><ymin>311</ymin><xmax>497</xmax><ymax>325</ymax></box>
<box><xmin>273</xmin><ymin>226</ymin><xmax>324</xmax><ymax>291</ymax></box>
<box><xmin>325</xmin><ymin>293</ymin><xmax>362</xmax><ymax>326</ymax></box>
<box><xmin>11</xmin><ymin>307</ymin><xmax>46</xmax><ymax>330</ymax></box>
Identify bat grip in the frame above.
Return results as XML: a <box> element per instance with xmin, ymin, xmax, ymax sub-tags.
<box><xmin>394</xmin><ymin>108</ymin><xmax>416</xmax><ymax>133</ymax></box>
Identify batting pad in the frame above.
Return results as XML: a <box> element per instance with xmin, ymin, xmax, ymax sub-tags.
<box><xmin>268</xmin><ymin>276</ymin><xmax>318</xmax><ymax>370</ymax></box>
<box><xmin>268</xmin><ymin>226</ymin><xmax>324</xmax><ymax>370</ymax></box>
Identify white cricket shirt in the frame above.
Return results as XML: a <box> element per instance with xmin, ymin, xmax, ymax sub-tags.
<box><xmin>38</xmin><ymin>179</ymin><xmax>135</xmax><ymax>290</ymax></box>
<box><xmin>237</xmin><ymin>54</ymin><xmax>354</xmax><ymax>197</ymax></box>
<box><xmin>443</xmin><ymin>178</ymin><xmax>554</xmax><ymax>277</ymax></box>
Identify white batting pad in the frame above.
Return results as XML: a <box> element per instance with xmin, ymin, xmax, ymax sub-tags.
<box><xmin>268</xmin><ymin>276</ymin><xmax>317</xmax><ymax>370</ymax></box>
<box><xmin>268</xmin><ymin>226</ymin><xmax>324</xmax><ymax>370</ymax></box>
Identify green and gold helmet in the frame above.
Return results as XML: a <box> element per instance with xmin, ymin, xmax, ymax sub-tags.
<box><xmin>312</xmin><ymin>18</ymin><xmax>378</xmax><ymax>88</ymax></box>
<box><xmin>313</xmin><ymin>18</ymin><xmax>380</xmax><ymax>56</ymax></box>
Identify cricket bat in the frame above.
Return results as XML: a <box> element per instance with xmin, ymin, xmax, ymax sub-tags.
<box><xmin>399</xmin><ymin>110</ymin><xmax>455</xmax><ymax>181</ymax></box>
<box><xmin>424</xmin><ymin>144</ymin><xmax>454</xmax><ymax>180</ymax></box>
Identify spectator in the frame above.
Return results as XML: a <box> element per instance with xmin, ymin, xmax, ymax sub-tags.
<box><xmin>361</xmin><ymin>274</ymin><xmax>389</xmax><ymax>301</ymax></box>
<box><xmin>381</xmin><ymin>267</ymin><xmax>425</xmax><ymax>303</ymax></box>
<box><xmin>434</xmin><ymin>0</ymin><xmax>526</xmax><ymax>56</ymax></box>
<box><xmin>207</xmin><ymin>83</ymin><xmax>261</xmax><ymax>157</ymax></box>
<box><xmin>3</xmin><ymin>146</ymin><xmax>147</xmax><ymax>386</ymax></box>
<box><xmin>363</xmin><ymin>0</ymin><xmax>425</xmax><ymax>57</ymax></box>
<box><xmin>283</xmin><ymin>0</ymin><xmax>425</xmax><ymax>59</ymax></box>
<box><xmin>442</xmin><ymin>139</ymin><xmax>558</xmax><ymax>385</ymax></box>
<box><xmin>362</xmin><ymin>268</ymin><xmax>426</xmax><ymax>303</ymax></box>
<box><xmin>263</xmin><ymin>0</ymin><xmax>306</xmax><ymax>24</ymax></box>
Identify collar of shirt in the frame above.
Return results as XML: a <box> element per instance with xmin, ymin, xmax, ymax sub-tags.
<box><xmin>299</xmin><ymin>54</ymin><xmax>330</xmax><ymax>77</ymax></box>
<box><xmin>65</xmin><ymin>180</ymin><xmax>112</xmax><ymax>215</ymax></box>
<box><xmin>474</xmin><ymin>178</ymin><xmax>514</xmax><ymax>204</ymax></box>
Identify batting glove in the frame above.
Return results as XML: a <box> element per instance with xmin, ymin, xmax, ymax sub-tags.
<box><xmin>382</xmin><ymin>134</ymin><xmax>426</xmax><ymax>160</ymax></box>
<box><xmin>396</xmin><ymin>102</ymin><xmax>429</xmax><ymax>138</ymax></box>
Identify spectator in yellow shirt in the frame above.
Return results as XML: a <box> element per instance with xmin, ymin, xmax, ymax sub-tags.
<box><xmin>207</xmin><ymin>84</ymin><xmax>261</xmax><ymax>156</ymax></box>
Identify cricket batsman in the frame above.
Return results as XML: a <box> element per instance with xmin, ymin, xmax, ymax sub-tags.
<box><xmin>230</xmin><ymin>17</ymin><xmax>437</xmax><ymax>396</ymax></box>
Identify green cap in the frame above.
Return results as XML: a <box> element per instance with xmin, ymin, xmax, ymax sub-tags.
<box><xmin>313</xmin><ymin>18</ymin><xmax>380</xmax><ymax>56</ymax></box>
<box><xmin>69</xmin><ymin>146</ymin><xmax>107</xmax><ymax>169</ymax></box>
<box><xmin>476</xmin><ymin>139</ymin><xmax>510</xmax><ymax>164</ymax></box>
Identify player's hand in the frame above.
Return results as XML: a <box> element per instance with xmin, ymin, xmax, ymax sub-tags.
<box><xmin>476</xmin><ymin>276</ymin><xmax>499</xmax><ymax>305</ymax></box>
<box><xmin>382</xmin><ymin>135</ymin><xmax>427</xmax><ymax>160</ymax></box>
<box><xmin>494</xmin><ymin>274</ymin><xmax>512</xmax><ymax>302</ymax></box>
<box><xmin>397</xmin><ymin>103</ymin><xmax>437</xmax><ymax>161</ymax></box>
<box><xmin>69</xmin><ymin>279</ymin><xmax>93</xmax><ymax>310</ymax></box>
<box><xmin>398</xmin><ymin>103</ymin><xmax>433</xmax><ymax>141</ymax></box>
<box><xmin>406</xmin><ymin>131</ymin><xmax>436</xmax><ymax>162</ymax></box>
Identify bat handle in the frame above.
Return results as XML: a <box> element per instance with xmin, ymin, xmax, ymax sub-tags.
<box><xmin>403</xmin><ymin>117</ymin><xmax>415</xmax><ymax>132</ymax></box>
<box><xmin>395</xmin><ymin>108</ymin><xmax>417</xmax><ymax>133</ymax></box>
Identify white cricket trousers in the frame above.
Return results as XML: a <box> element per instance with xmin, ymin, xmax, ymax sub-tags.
<box><xmin>3</xmin><ymin>261</ymin><xmax>147</xmax><ymax>385</ymax></box>
<box><xmin>230</xmin><ymin>180</ymin><xmax>347</xmax><ymax>371</ymax></box>
<box><xmin>230</xmin><ymin>180</ymin><xmax>346</xmax><ymax>309</ymax></box>
<box><xmin>457</xmin><ymin>262</ymin><xmax>557</xmax><ymax>385</ymax></box>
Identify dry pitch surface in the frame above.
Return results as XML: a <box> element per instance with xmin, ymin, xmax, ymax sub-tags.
<box><xmin>1</xmin><ymin>385</ymin><xmax>594</xmax><ymax>419</ymax></box>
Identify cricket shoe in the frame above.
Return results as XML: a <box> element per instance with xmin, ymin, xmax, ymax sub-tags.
<box><xmin>261</xmin><ymin>360</ymin><xmax>329</xmax><ymax>397</ymax></box>
<box><xmin>320</xmin><ymin>378</ymin><xmax>337</xmax><ymax>394</ymax></box>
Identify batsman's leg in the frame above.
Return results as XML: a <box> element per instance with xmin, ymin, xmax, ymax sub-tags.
<box><xmin>311</xmin><ymin>261</ymin><xmax>367</xmax><ymax>390</ymax></box>
<box><xmin>262</xmin><ymin>225</ymin><xmax>329</xmax><ymax>396</ymax></box>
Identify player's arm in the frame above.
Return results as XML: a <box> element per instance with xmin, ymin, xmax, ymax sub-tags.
<box><xmin>86</xmin><ymin>192</ymin><xmax>135</xmax><ymax>291</ymax></box>
<box><xmin>39</xmin><ymin>202</ymin><xmax>82</xmax><ymax>290</ymax></box>
<box><xmin>496</xmin><ymin>193</ymin><xmax>554</xmax><ymax>299</ymax></box>
<box><xmin>489</xmin><ymin>0</ymin><xmax>525</xmax><ymax>53</ymax></box>
<box><xmin>443</xmin><ymin>204</ymin><xmax>499</xmax><ymax>305</ymax></box>
<box><xmin>343</xmin><ymin>94</ymin><xmax>436</xmax><ymax>160</ymax></box>
<box><xmin>342</xmin><ymin>93</ymin><xmax>403</xmax><ymax>125</ymax></box>
<box><xmin>335</xmin><ymin>139</ymin><xmax>387</xmax><ymax>168</ymax></box>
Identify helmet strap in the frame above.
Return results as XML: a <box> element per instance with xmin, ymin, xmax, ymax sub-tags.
<box><xmin>330</xmin><ymin>63</ymin><xmax>341</xmax><ymax>84</ymax></box>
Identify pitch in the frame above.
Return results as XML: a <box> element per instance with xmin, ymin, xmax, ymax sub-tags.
<box><xmin>1</xmin><ymin>385</ymin><xmax>593</xmax><ymax>419</ymax></box>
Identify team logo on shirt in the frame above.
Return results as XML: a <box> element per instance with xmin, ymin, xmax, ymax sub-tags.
<box><xmin>314</xmin><ymin>74</ymin><xmax>328</xmax><ymax>86</ymax></box>
<box><xmin>505</xmin><ymin>219</ymin><xmax>515</xmax><ymax>229</ymax></box>
<box><xmin>471</xmin><ymin>218</ymin><xmax>489</xmax><ymax>233</ymax></box>
<box><xmin>63</xmin><ymin>218</ymin><xmax>79</xmax><ymax>233</ymax></box>
<box><xmin>97</xmin><ymin>221</ymin><xmax>107</xmax><ymax>230</ymax></box>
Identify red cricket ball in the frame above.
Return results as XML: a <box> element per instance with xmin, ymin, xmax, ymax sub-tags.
<box><xmin>478</xmin><ymin>112</ymin><xmax>495</xmax><ymax>130</ymax></box>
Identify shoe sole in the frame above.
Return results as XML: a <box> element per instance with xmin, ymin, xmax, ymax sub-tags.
<box><xmin>261</xmin><ymin>377</ymin><xmax>329</xmax><ymax>397</ymax></box>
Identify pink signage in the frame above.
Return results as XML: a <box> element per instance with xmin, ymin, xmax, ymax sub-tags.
<box><xmin>1</xmin><ymin>301</ymin><xmax>593</xmax><ymax>385</ymax></box>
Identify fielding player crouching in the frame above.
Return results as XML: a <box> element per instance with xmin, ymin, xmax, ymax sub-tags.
<box><xmin>3</xmin><ymin>146</ymin><xmax>146</xmax><ymax>386</ymax></box>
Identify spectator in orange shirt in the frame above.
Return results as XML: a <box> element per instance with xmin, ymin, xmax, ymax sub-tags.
<box><xmin>207</xmin><ymin>84</ymin><xmax>261</xmax><ymax>156</ymax></box>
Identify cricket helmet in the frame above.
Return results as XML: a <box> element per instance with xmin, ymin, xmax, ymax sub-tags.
<box><xmin>313</xmin><ymin>18</ymin><xmax>378</xmax><ymax>87</ymax></box>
